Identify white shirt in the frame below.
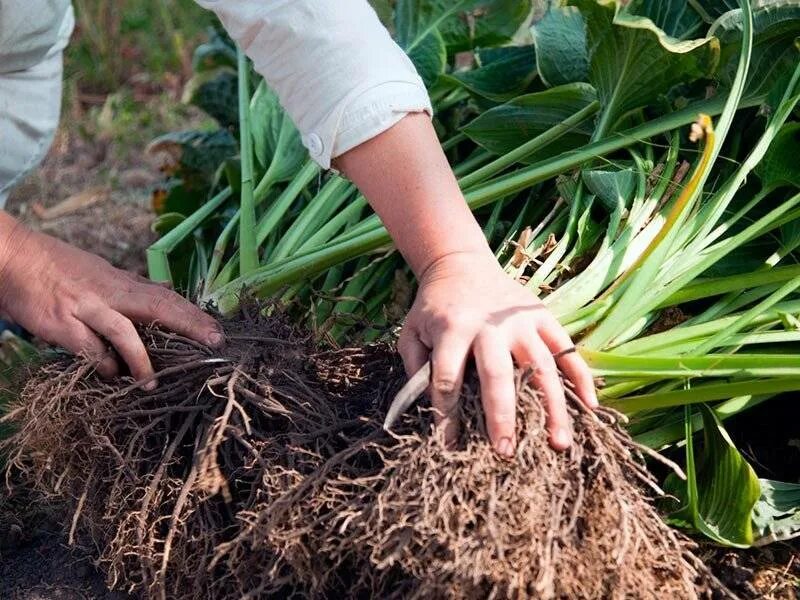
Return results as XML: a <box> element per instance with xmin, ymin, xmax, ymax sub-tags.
<box><xmin>194</xmin><ymin>0</ymin><xmax>433</xmax><ymax>169</ymax></box>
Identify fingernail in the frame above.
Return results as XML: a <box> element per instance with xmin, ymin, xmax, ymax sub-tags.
<box><xmin>207</xmin><ymin>331</ymin><xmax>224</xmax><ymax>347</ymax></box>
<box><xmin>497</xmin><ymin>437</ymin><xmax>515</xmax><ymax>458</ymax></box>
<box><xmin>553</xmin><ymin>428</ymin><xmax>571</xmax><ymax>449</ymax></box>
<box><xmin>144</xmin><ymin>380</ymin><xmax>157</xmax><ymax>392</ymax></box>
<box><xmin>587</xmin><ymin>393</ymin><xmax>599</xmax><ymax>409</ymax></box>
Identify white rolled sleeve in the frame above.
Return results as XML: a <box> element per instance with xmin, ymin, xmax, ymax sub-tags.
<box><xmin>194</xmin><ymin>0</ymin><xmax>433</xmax><ymax>169</ymax></box>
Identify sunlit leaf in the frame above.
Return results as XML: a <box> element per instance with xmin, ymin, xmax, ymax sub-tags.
<box><xmin>668</xmin><ymin>404</ymin><xmax>761</xmax><ymax>547</ymax></box>
<box><xmin>753</xmin><ymin>479</ymin><xmax>800</xmax><ymax>545</ymax></box>
<box><xmin>571</xmin><ymin>0</ymin><xmax>720</xmax><ymax>136</ymax></box>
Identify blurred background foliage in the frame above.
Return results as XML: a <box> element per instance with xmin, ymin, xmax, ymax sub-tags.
<box><xmin>60</xmin><ymin>0</ymin><xmax>217</xmax><ymax>154</ymax></box>
<box><xmin>67</xmin><ymin>0</ymin><xmax>214</xmax><ymax>93</ymax></box>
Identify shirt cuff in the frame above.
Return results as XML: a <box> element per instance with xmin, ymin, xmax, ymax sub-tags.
<box><xmin>328</xmin><ymin>80</ymin><xmax>433</xmax><ymax>161</ymax></box>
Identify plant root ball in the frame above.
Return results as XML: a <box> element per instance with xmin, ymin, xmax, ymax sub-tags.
<box><xmin>1</xmin><ymin>312</ymin><xmax>720</xmax><ymax>599</ymax></box>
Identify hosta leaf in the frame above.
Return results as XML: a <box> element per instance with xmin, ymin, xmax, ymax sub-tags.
<box><xmin>147</xmin><ymin>129</ymin><xmax>238</xmax><ymax>177</ymax></box>
<box><xmin>571</xmin><ymin>0</ymin><xmax>720</xmax><ymax>135</ymax></box>
<box><xmin>582</xmin><ymin>167</ymin><xmax>637</xmax><ymax>213</ymax></box>
<box><xmin>448</xmin><ymin>45</ymin><xmax>536</xmax><ymax>100</ymax></box>
<box><xmin>668</xmin><ymin>404</ymin><xmax>761</xmax><ymax>547</ymax></box>
<box><xmin>408</xmin><ymin>28</ymin><xmax>447</xmax><ymax>87</ymax></box>
<box><xmin>395</xmin><ymin>0</ymin><xmax>530</xmax><ymax>56</ymax></box>
<box><xmin>755</xmin><ymin>122</ymin><xmax>800</xmax><ymax>190</ymax></box>
<box><xmin>186</xmin><ymin>69</ymin><xmax>239</xmax><ymax>129</ymax></box>
<box><xmin>624</xmin><ymin>0</ymin><xmax>707</xmax><ymax>39</ymax></box>
<box><xmin>192</xmin><ymin>29</ymin><xmax>237</xmax><ymax>73</ymax></box>
<box><xmin>368</xmin><ymin>0</ymin><xmax>394</xmax><ymax>29</ymax></box>
<box><xmin>461</xmin><ymin>82</ymin><xmax>597</xmax><ymax>161</ymax></box>
<box><xmin>753</xmin><ymin>479</ymin><xmax>800</xmax><ymax>545</ymax></box>
<box><xmin>711</xmin><ymin>2</ymin><xmax>800</xmax><ymax>102</ymax></box>
<box><xmin>438</xmin><ymin>0</ymin><xmax>531</xmax><ymax>52</ymax></box>
<box><xmin>249</xmin><ymin>81</ymin><xmax>306</xmax><ymax>182</ymax></box>
<box><xmin>531</xmin><ymin>5</ymin><xmax>590</xmax><ymax>87</ymax></box>
<box><xmin>695</xmin><ymin>0</ymin><xmax>787</xmax><ymax>22</ymax></box>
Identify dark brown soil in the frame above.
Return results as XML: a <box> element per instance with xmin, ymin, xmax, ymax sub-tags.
<box><xmin>0</xmin><ymin>490</ymin><xmax>127</xmax><ymax>600</ymax></box>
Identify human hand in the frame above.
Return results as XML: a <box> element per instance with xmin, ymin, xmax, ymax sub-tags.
<box><xmin>397</xmin><ymin>251</ymin><xmax>597</xmax><ymax>457</ymax></box>
<box><xmin>0</xmin><ymin>214</ymin><xmax>223</xmax><ymax>387</ymax></box>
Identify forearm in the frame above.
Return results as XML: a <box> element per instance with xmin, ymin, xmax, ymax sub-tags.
<box><xmin>334</xmin><ymin>113</ymin><xmax>494</xmax><ymax>278</ymax></box>
<box><xmin>0</xmin><ymin>211</ymin><xmax>31</xmax><ymax>281</ymax></box>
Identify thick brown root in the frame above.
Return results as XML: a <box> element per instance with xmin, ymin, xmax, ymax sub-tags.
<box><xmin>1</xmin><ymin>313</ymin><xmax>719</xmax><ymax>599</ymax></box>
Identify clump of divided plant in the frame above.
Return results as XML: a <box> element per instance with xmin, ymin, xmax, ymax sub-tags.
<box><xmin>1</xmin><ymin>313</ymin><xmax>722</xmax><ymax>599</ymax></box>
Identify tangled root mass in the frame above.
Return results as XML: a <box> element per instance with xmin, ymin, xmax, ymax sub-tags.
<box><xmin>2</xmin><ymin>312</ymin><xmax>717</xmax><ymax>599</ymax></box>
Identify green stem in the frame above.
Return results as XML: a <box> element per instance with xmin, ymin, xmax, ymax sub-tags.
<box><xmin>237</xmin><ymin>49</ymin><xmax>258</xmax><ymax>275</ymax></box>
<box><xmin>147</xmin><ymin>187</ymin><xmax>232</xmax><ymax>283</ymax></box>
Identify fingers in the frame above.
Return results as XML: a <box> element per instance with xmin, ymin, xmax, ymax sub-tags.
<box><xmin>57</xmin><ymin>318</ymin><xmax>118</xmax><ymax>378</ymax></box>
<box><xmin>428</xmin><ymin>331</ymin><xmax>471</xmax><ymax>446</ymax></box>
<box><xmin>397</xmin><ymin>326</ymin><xmax>429</xmax><ymax>378</ymax></box>
<box><xmin>77</xmin><ymin>306</ymin><xmax>155</xmax><ymax>388</ymax></box>
<box><xmin>538</xmin><ymin>316</ymin><xmax>597</xmax><ymax>409</ymax></box>
<box><xmin>133</xmin><ymin>273</ymin><xmax>173</xmax><ymax>289</ymax></box>
<box><xmin>113</xmin><ymin>286</ymin><xmax>224</xmax><ymax>348</ymax></box>
<box><xmin>513</xmin><ymin>334</ymin><xmax>572</xmax><ymax>450</ymax></box>
<box><xmin>473</xmin><ymin>330</ymin><xmax>516</xmax><ymax>458</ymax></box>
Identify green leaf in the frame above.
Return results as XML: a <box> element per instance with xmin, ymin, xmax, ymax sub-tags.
<box><xmin>753</xmin><ymin>479</ymin><xmax>800</xmax><ymax>545</ymax></box>
<box><xmin>408</xmin><ymin>28</ymin><xmax>447</xmax><ymax>87</ymax></box>
<box><xmin>0</xmin><ymin>331</ymin><xmax>40</xmax><ymax>450</ymax></box>
<box><xmin>756</xmin><ymin>122</ymin><xmax>800</xmax><ymax>190</ymax></box>
<box><xmin>448</xmin><ymin>45</ymin><xmax>536</xmax><ymax>100</ymax></box>
<box><xmin>438</xmin><ymin>0</ymin><xmax>532</xmax><ymax>51</ymax></box>
<box><xmin>624</xmin><ymin>0</ymin><xmax>707</xmax><ymax>39</ymax></box>
<box><xmin>368</xmin><ymin>0</ymin><xmax>395</xmax><ymax>29</ymax></box>
<box><xmin>249</xmin><ymin>80</ymin><xmax>307</xmax><ymax>182</ymax></box>
<box><xmin>461</xmin><ymin>82</ymin><xmax>598</xmax><ymax>161</ymax></box>
<box><xmin>531</xmin><ymin>5</ymin><xmax>590</xmax><ymax>87</ymax></box>
<box><xmin>582</xmin><ymin>167</ymin><xmax>637</xmax><ymax>213</ymax></box>
<box><xmin>186</xmin><ymin>69</ymin><xmax>239</xmax><ymax>128</ymax></box>
<box><xmin>668</xmin><ymin>404</ymin><xmax>761</xmax><ymax>547</ymax></box>
<box><xmin>192</xmin><ymin>29</ymin><xmax>237</xmax><ymax>73</ymax></box>
<box><xmin>396</xmin><ymin>0</ymin><xmax>530</xmax><ymax>54</ymax></box>
<box><xmin>571</xmin><ymin>0</ymin><xmax>720</xmax><ymax>137</ymax></box>
<box><xmin>147</xmin><ymin>129</ymin><xmax>238</xmax><ymax>176</ymax></box>
<box><xmin>711</xmin><ymin>2</ymin><xmax>800</xmax><ymax>101</ymax></box>
<box><xmin>151</xmin><ymin>212</ymin><xmax>187</xmax><ymax>235</ymax></box>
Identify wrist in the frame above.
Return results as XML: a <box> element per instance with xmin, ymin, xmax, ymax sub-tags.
<box><xmin>0</xmin><ymin>212</ymin><xmax>34</xmax><ymax>303</ymax></box>
<box><xmin>416</xmin><ymin>246</ymin><xmax>500</xmax><ymax>286</ymax></box>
